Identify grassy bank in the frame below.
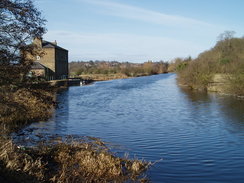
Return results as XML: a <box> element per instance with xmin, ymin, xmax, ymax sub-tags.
<box><xmin>0</xmin><ymin>84</ymin><xmax>150</xmax><ymax>182</ymax></box>
<box><xmin>173</xmin><ymin>33</ymin><xmax>244</xmax><ymax>96</ymax></box>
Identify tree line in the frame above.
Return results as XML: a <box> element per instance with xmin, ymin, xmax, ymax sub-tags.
<box><xmin>69</xmin><ymin>60</ymin><xmax>169</xmax><ymax>77</ymax></box>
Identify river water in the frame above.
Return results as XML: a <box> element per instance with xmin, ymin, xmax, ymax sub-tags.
<box><xmin>16</xmin><ymin>73</ymin><xmax>244</xmax><ymax>182</ymax></box>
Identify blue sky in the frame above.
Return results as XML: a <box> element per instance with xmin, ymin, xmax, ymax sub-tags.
<box><xmin>34</xmin><ymin>0</ymin><xmax>244</xmax><ymax>62</ymax></box>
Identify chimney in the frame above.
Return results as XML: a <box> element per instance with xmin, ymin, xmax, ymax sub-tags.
<box><xmin>53</xmin><ymin>40</ymin><xmax>57</xmax><ymax>45</ymax></box>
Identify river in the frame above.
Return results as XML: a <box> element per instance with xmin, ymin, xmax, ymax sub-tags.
<box><xmin>15</xmin><ymin>73</ymin><xmax>244</xmax><ymax>182</ymax></box>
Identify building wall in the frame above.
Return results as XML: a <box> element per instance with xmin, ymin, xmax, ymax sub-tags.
<box><xmin>33</xmin><ymin>38</ymin><xmax>68</xmax><ymax>80</ymax></box>
<box><xmin>55</xmin><ymin>48</ymin><xmax>69</xmax><ymax>79</ymax></box>
<box><xmin>39</xmin><ymin>48</ymin><xmax>56</xmax><ymax>73</ymax></box>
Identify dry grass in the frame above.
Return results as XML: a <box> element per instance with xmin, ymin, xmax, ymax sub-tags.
<box><xmin>79</xmin><ymin>74</ymin><xmax>130</xmax><ymax>81</ymax></box>
<box><xmin>0</xmin><ymin>136</ymin><xmax>150</xmax><ymax>183</ymax></box>
<box><xmin>0</xmin><ymin>86</ymin><xmax>55</xmax><ymax>133</ymax></box>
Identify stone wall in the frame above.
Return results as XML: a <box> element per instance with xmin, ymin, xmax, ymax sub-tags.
<box><xmin>39</xmin><ymin>48</ymin><xmax>55</xmax><ymax>73</ymax></box>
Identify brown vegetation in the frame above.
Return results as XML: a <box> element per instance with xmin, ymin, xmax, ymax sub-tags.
<box><xmin>0</xmin><ymin>0</ymin><xmax>50</xmax><ymax>132</ymax></box>
<box><xmin>0</xmin><ymin>136</ymin><xmax>150</xmax><ymax>183</ymax></box>
<box><xmin>78</xmin><ymin>73</ymin><xmax>130</xmax><ymax>81</ymax></box>
<box><xmin>0</xmin><ymin>85</ymin><xmax>55</xmax><ymax>134</ymax></box>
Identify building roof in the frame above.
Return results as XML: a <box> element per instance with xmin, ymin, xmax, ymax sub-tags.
<box><xmin>31</xmin><ymin>61</ymin><xmax>46</xmax><ymax>69</ymax></box>
<box><xmin>42</xmin><ymin>40</ymin><xmax>68</xmax><ymax>51</ymax></box>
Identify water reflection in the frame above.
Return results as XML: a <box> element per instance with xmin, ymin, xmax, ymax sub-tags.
<box><xmin>180</xmin><ymin>86</ymin><xmax>211</xmax><ymax>103</ymax></box>
<box><xmin>180</xmin><ymin>86</ymin><xmax>244</xmax><ymax>135</ymax></box>
<box><xmin>51</xmin><ymin>88</ymin><xmax>70</xmax><ymax>133</ymax></box>
<box><xmin>217</xmin><ymin>96</ymin><xmax>244</xmax><ymax>123</ymax></box>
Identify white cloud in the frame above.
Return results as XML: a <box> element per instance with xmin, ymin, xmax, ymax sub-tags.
<box><xmin>78</xmin><ymin>0</ymin><xmax>214</xmax><ymax>28</ymax></box>
<box><xmin>44</xmin><ymin>30</ymin><xmax>206</xmax><ymax>62</ymax></box>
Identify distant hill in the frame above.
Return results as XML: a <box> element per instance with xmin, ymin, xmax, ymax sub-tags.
<box><xmin>69</xmin><ymin>61</ymin><xmax>169</xmax><ymax>78</ymax></box>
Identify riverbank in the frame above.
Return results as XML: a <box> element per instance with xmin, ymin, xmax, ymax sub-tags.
<box><xmin>174</xmin><ymin>35</ymin><xmax>244</xmax><ymax>97</ymax></box>
<box><xmin>0</xmin><ymin>136</ymin><xmax>149</xmax><ymax>183</ymax></box>
<box><xmin>0</xmin><ymin>85</ymin><xmax>56</xmax><ymax>134</ymax></box>
<box><xmin>0</xmin><ymin>83</ymin><xmax>150</xmax><ymax>183</ymax></box>
<box><xmin>79</xmin><ymin>73</ymin><xmax>154</xmax><ymax>81</ymax></box>
<box><xmin>79</xmin><ymin>73</ymin><xmax>130</xmax><ymax>81</ymax></box>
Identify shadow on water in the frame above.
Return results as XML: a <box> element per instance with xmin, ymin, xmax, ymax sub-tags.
<box><xmin>42</xmin><ymin>88</ymin><xmax>71</xmax><ymax>133</ymax></box>
<box><xmin>179</xmin><ymin>87</ymin><xmax>211</xmax><ymax>103</ymax></box>
<box><xmin>217</xmin><ymin>96</ymin><xmax>244</xmax><ymax>130</ymax></box>
<box><xmin>53</xmin><ymin>88</ymin><xmax>70</xmax><ymax>131</ymax></box>
<box><xmin>180</xmin><ymin>86</ymin><xmax>244</xmax><ymax>131</ymax></box>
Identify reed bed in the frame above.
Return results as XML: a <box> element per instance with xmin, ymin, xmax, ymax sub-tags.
<box><xmin>0</xmin><ymin>136</ymin><xmax>150</xmax><ymax>183</ymax></box>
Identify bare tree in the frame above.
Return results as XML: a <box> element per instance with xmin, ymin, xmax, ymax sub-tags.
<box><xmin>217</xmin><ymin>30</ymin><xmax>236</xmax><ymax>42</ymax></box>
<box><xmin>0</xmin><ymin>0</ymin><xmax>46</xmax><ymax>86</ymax></box>
<box><xmin>216</xmin><ymin>31</ymin><xmax>236</xmax><ymax>60</ymax></box>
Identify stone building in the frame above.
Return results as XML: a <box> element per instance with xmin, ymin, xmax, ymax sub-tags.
<box><xmin>29</xmin><ymin>61</ymin><xmax>54</xmax><ymax>79</ymax></box>
<box><xmin>31</xmin><ymin>38</ymin><xmax>69</xmax><ymax>80</ymax></box>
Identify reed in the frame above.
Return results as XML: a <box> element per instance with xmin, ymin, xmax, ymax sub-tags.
<box><xmin>0</xmin><ymin>86</ymin><xmax>55</xmax><ymax>133</ymax></box>
<box><xmin>0</xmin><ymin>136</ymin><xmax>150</xmax><ymax>183</ymax></box>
